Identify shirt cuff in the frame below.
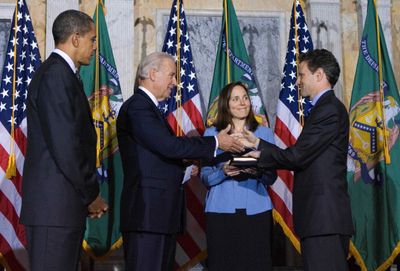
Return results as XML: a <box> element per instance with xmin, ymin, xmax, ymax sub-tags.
<box><xmin>213</xmin><ymin>136</ymin><xmax>218</xmax><ymax>157</ymax></box>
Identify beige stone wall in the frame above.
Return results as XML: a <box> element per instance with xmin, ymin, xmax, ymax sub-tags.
<box><xmin>341</xmin><ymin>0</ymin><xmax>359</xmax><ymax>108</ymax></box>
<box><xmin>4</xmin><ymin>0</ymin><xmax>400</xmax><ymax>107</ymax></box>
<box><xmin>22</xmin><ymin>0</ymin><xmax>46</xmax><ymax>60</ymax></box>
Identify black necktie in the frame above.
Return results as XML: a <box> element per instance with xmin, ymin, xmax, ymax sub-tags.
<box><xmin>75</xmin><ymin>71</ymin><xmax>83</xmax><ymax>89</ymax></box>
<box><xmin>75</xmin><ymin>71</ymin><xmax>83</xmax><ymax>85</ymax></box>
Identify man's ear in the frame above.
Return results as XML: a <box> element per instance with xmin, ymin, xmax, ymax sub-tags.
<box><xmin>71</xmin><ymin>32</ymin><xmax>79</xmax><ymax>48</ymax></box>
<box><xmin>315</xmin><ymin>68</ymin><xmax>325</xmax><ymax>82</ymax></box>
<box><xmin>148</xmin><ymin>68</ymin><xmax>157</xmax><ymax>81</ymax></box>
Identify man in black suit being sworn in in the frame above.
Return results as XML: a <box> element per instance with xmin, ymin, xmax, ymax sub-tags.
<box><xmin>21</xmin><ymin>10</ymin><xmax>108</xmax><ymax>271</ymax></box>
<box><xmin>245</xmin><ymin>49</ymin><xmax>354</xmax><ymax>271</ymax></box>
<box><xmin>117</xmin><ymin>52</ymin><xmax>244</xmax><ymax>271</ymax></box>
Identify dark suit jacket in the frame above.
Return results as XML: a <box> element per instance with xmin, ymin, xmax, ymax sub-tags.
<box><xmin>20</xmin><ymin>53</ymin><xmax>99</xmax><ymax>228</ymax></box>
<box><xmin>258</xmin><ymin>90</ymin><xmax>354</xmax><ymax>238</ymax></box>
<box><xmin>117</xmin><ymin>89</ymin><xmax>215</xmax><ymax>234</ymax></box>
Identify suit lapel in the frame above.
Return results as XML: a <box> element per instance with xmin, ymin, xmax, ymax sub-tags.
<box><xmin>303</xmin><ymin>90</ymin><xmax>334</xmax><ymax>131</ymax></box>
<box><xmin>137</xmin><ymin>89</ymin><xmax>175</xmax><ymax>135</ymax></box>
<box><xmin>313</xmin><ymin>90</ymin><xmax>333</xmax><ymax>108</ymax></box>
<box><xmin>50</xmin><ymin>53</ymin><xmax>83</xmax><ymax>86</ymax></box>
<box><xmin>51</xmin><ymin>53</ymin><xmax>95</xmax><ymax>129</ymax></box>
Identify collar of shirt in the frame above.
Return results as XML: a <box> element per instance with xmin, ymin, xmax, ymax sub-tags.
<box><xmin>53</xmin><ymin>48</ymin><xmax>77</xmax><ymax>74</ymax></box>
<box><xmin>311</xmin><ymin>88</ymin><xmax>331</xmax><ymax>106</ymax></box>
<box><xmin>139</xmin><ymin>86</ymin><xmax>159</xmax><ymax>107</ymax></box>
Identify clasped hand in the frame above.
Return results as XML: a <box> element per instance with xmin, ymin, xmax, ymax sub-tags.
<box><xmin>229</xmin><ymin>127</ymin><xmax>260</xmax><ymax>149</ymax></box>
<box><xmin>223</xmin><ymin>163</ymin><xmax>259</xmax><ymax>177</ymax></box>
<box><xmin>216</xmin><ymin>124</ymin><xmax>245</xmax><ymax>153</ymax></box>
<box><xmin>88</xmin><ymin>195</ymin><xmax>108</xmax><ymax>219</ymax></box>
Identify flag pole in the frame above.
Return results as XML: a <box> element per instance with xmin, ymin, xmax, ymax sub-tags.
<box><xmin>224</xmin><ymin>0</ymin><xmax>230</xmax><ymax>83</ymax></box>
<box><xmin>373</xmin><ymin>0</ymin><xmax>391</xmax><ymax>164</ymax></box>
<box><xmin>6</xmin><ymin>0</ymin><xmax>19</xmax><ymax>178</ymax></box>
<box><xmin>176</xmin><ymin>0</ymin><xmax>182</xmax><ymax>136</ymax></box>
<box><xmin>295</xmin><ymin>0</ymin><xmax>305</xmax><ymax>127</ymax></box>
<box><xmin>93</xmin><ymin>0</ymin><xmax>101</xmax><ymax>168</ymax></box>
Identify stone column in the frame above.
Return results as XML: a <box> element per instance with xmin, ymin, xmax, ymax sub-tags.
<box><xmin>102</xmin><ymin>0</ymin><xmax>134</xmax><ymax>100</ymax></box>
<box><xmin>306</xmin><ymin>0</ymin><xmax>343</xmax><ymax>100</ymax></box>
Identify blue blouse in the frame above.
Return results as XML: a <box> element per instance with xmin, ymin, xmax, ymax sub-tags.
<box><xmin>201</xmin><ymin>126</ymin><xmax>276</xmax><ymax>215</ymax></box>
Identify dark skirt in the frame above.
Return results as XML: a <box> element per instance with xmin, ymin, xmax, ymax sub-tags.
<box><xmin>205</xmin><ymin>209</ymin><xmax>272</xmax><ymax>271</ymax></box>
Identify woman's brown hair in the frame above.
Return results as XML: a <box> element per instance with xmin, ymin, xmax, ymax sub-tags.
<box><xmin>213</xmin><ymin>81</ymin><xmax>259</xmax><ymax>132</ymax></box>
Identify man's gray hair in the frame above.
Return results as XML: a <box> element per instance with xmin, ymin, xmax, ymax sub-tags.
<box><xmin>138</xmin><ymin>52</ymin><xmax>175</xmax><ymax>80</ymax></box>
<box><xmin>52</xmin><ymin>10</ymin><xmax>94</xmax><ymax>45</ymax></box>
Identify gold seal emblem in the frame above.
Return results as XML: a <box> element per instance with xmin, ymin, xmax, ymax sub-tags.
<box><xmin>348</xmin><ymin>93</ymin><xmax>400</xmax><ymax>182</ymax></box>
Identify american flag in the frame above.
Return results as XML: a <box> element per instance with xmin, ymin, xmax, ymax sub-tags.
<box><xmin>160</xmin><ymin>0</ymin><xmax>207</xmax><ymax>269</ymax></box>
<box><xmin>268</xmin><ymin>0</ymin><xmax>313</xmax><ymax>251</ymax></box>
<box><xmin>0</xmin><ymin>0</ymin><xmax>41</xmax><ymax>270</ymax></box>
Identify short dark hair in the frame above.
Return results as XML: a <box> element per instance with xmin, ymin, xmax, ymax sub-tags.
<box><xmin>52</xmin><ymin>10</ymin><xmax>94</xmax><ymax>45</ymax></box>
<box><xmin>214</xmin><ymin>81</ymin><xmax>259</xmax><ymax>132</ymax></box>
<box><xmin>299</xmin><ymin>49</ymin><xmax>340</xmax><ymax>87</ymax></box>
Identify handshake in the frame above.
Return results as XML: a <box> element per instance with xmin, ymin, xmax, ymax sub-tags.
<box><xmin>215</xmin><ymin>124</ymin><xmax>262</xmax><ymax>179</ymax></box>
<box><xmin>215</xmin><ymin>124</ymin><xmax>261</xmax><ymax>159</ymax></box>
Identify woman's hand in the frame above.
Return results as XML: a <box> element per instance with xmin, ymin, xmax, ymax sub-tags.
<box><xmin>223</xmin><ymin>163</ymin><xmax>241</xmax><ymax>176</ymax></box>
<box><xmin>240</xmin><ymin>167</ymin><xmax>260</xmax><ymax>176</ymax></box>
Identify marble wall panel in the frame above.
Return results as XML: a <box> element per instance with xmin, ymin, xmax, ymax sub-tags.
<box><xmin>156</xmin><ymin>10</ymin><xmax>286</xmax><ymax>126</ymax></box>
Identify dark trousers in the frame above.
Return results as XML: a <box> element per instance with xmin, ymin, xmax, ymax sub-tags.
<box><xmin>122</xmin><ymin>231</ymin><xmax>177</xmax><ymax>271</ymax></box>
<box><xmin>25</xmin><ymin>226</ymin><xmax>84</xmax><ymax>271</ymax></box>
<box><xmin>206</xmin><ymin>209</ymin><xmax>273</xmax><ymax>271</ymax></box>
<box><xmin>301</xmin><ymin>234</ymin><xmax>350</xmax><ymax>271</ymax></box>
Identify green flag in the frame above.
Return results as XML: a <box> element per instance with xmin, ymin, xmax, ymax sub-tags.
<box><xmin>80</xmin><ymin>1</ymin><xmax>123</xmax><ymax>258</ymax></box>
<box><xmin>347</xmin><ymin>0</ymin><xmax>400</xmax><ymax>270</ymax></box>
<box><xmin>206</xmin><ymin>0</ymin><xmax>268</xmax><ymax>127</ymax></box>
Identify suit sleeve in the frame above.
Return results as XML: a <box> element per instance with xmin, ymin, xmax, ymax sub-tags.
<box><xmin>36</xmin><ymin>67</ymin><xmax>98</xmax><ymax>205</ymax></box>
<box><xmin>200</xmin><ymin>128</ymin><xmax>228</xmax><ymax>187</ymax></box>
<box><xmin>257</xmin><ymin>127</ymin><xmax>277</xmax><ymax>185</ymax></box>
<box><xmin>127</xmin><ymin>101</ymin><xmax>216</xmax><ymax>160</ymax></box>
<box><xmin>258</xmin><ymin>104</ymin><xmax>341</xmax><ymax>171</ymax></box>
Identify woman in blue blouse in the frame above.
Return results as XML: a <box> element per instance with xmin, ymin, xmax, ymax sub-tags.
<box><xmin>201</xmin><ymin>82</ymin><xmax>276</xmax><ymax>271</ymax></box>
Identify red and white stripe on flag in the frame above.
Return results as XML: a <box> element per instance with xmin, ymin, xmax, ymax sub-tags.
<box><xmin>268</xmin><ymin>0</ymin><xmax>314</xmax><ymax>251</ymax></box>
<box><xmin>0</xmin><ymin>0</ymin><xmax>41</xmax><ymax>270</ymax></box>
<box><xmin>160</xmin><ymin>0</ymin><xmax>208</xmax><ymax>269</ymax></box>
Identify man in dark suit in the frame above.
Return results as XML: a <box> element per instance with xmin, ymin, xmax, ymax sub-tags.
<box><xmin>245</xmin><ymin>49</ymin><xmax>353</xmax><ymax>271</ymax></box>
<box><xmin>20</xmin><ymin>10</ymin><xmax>108</xmax><ymax>271</ymax></box>
<box><xmin>117</xmin><ymin>52</ymin><xmax>244</xmax><ymax>271</ymax></box>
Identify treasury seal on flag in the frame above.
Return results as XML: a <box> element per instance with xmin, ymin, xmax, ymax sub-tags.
<box><xmin>348</xmin><ymin>92</ymin><xmax>400</xmax><ymax>184</ymax></box>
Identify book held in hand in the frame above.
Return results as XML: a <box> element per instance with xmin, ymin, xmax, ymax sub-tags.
<box><xmin>229</xmin><ymin>156</ymin><xmax>258</xmax><ymax>167</ymax></box>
